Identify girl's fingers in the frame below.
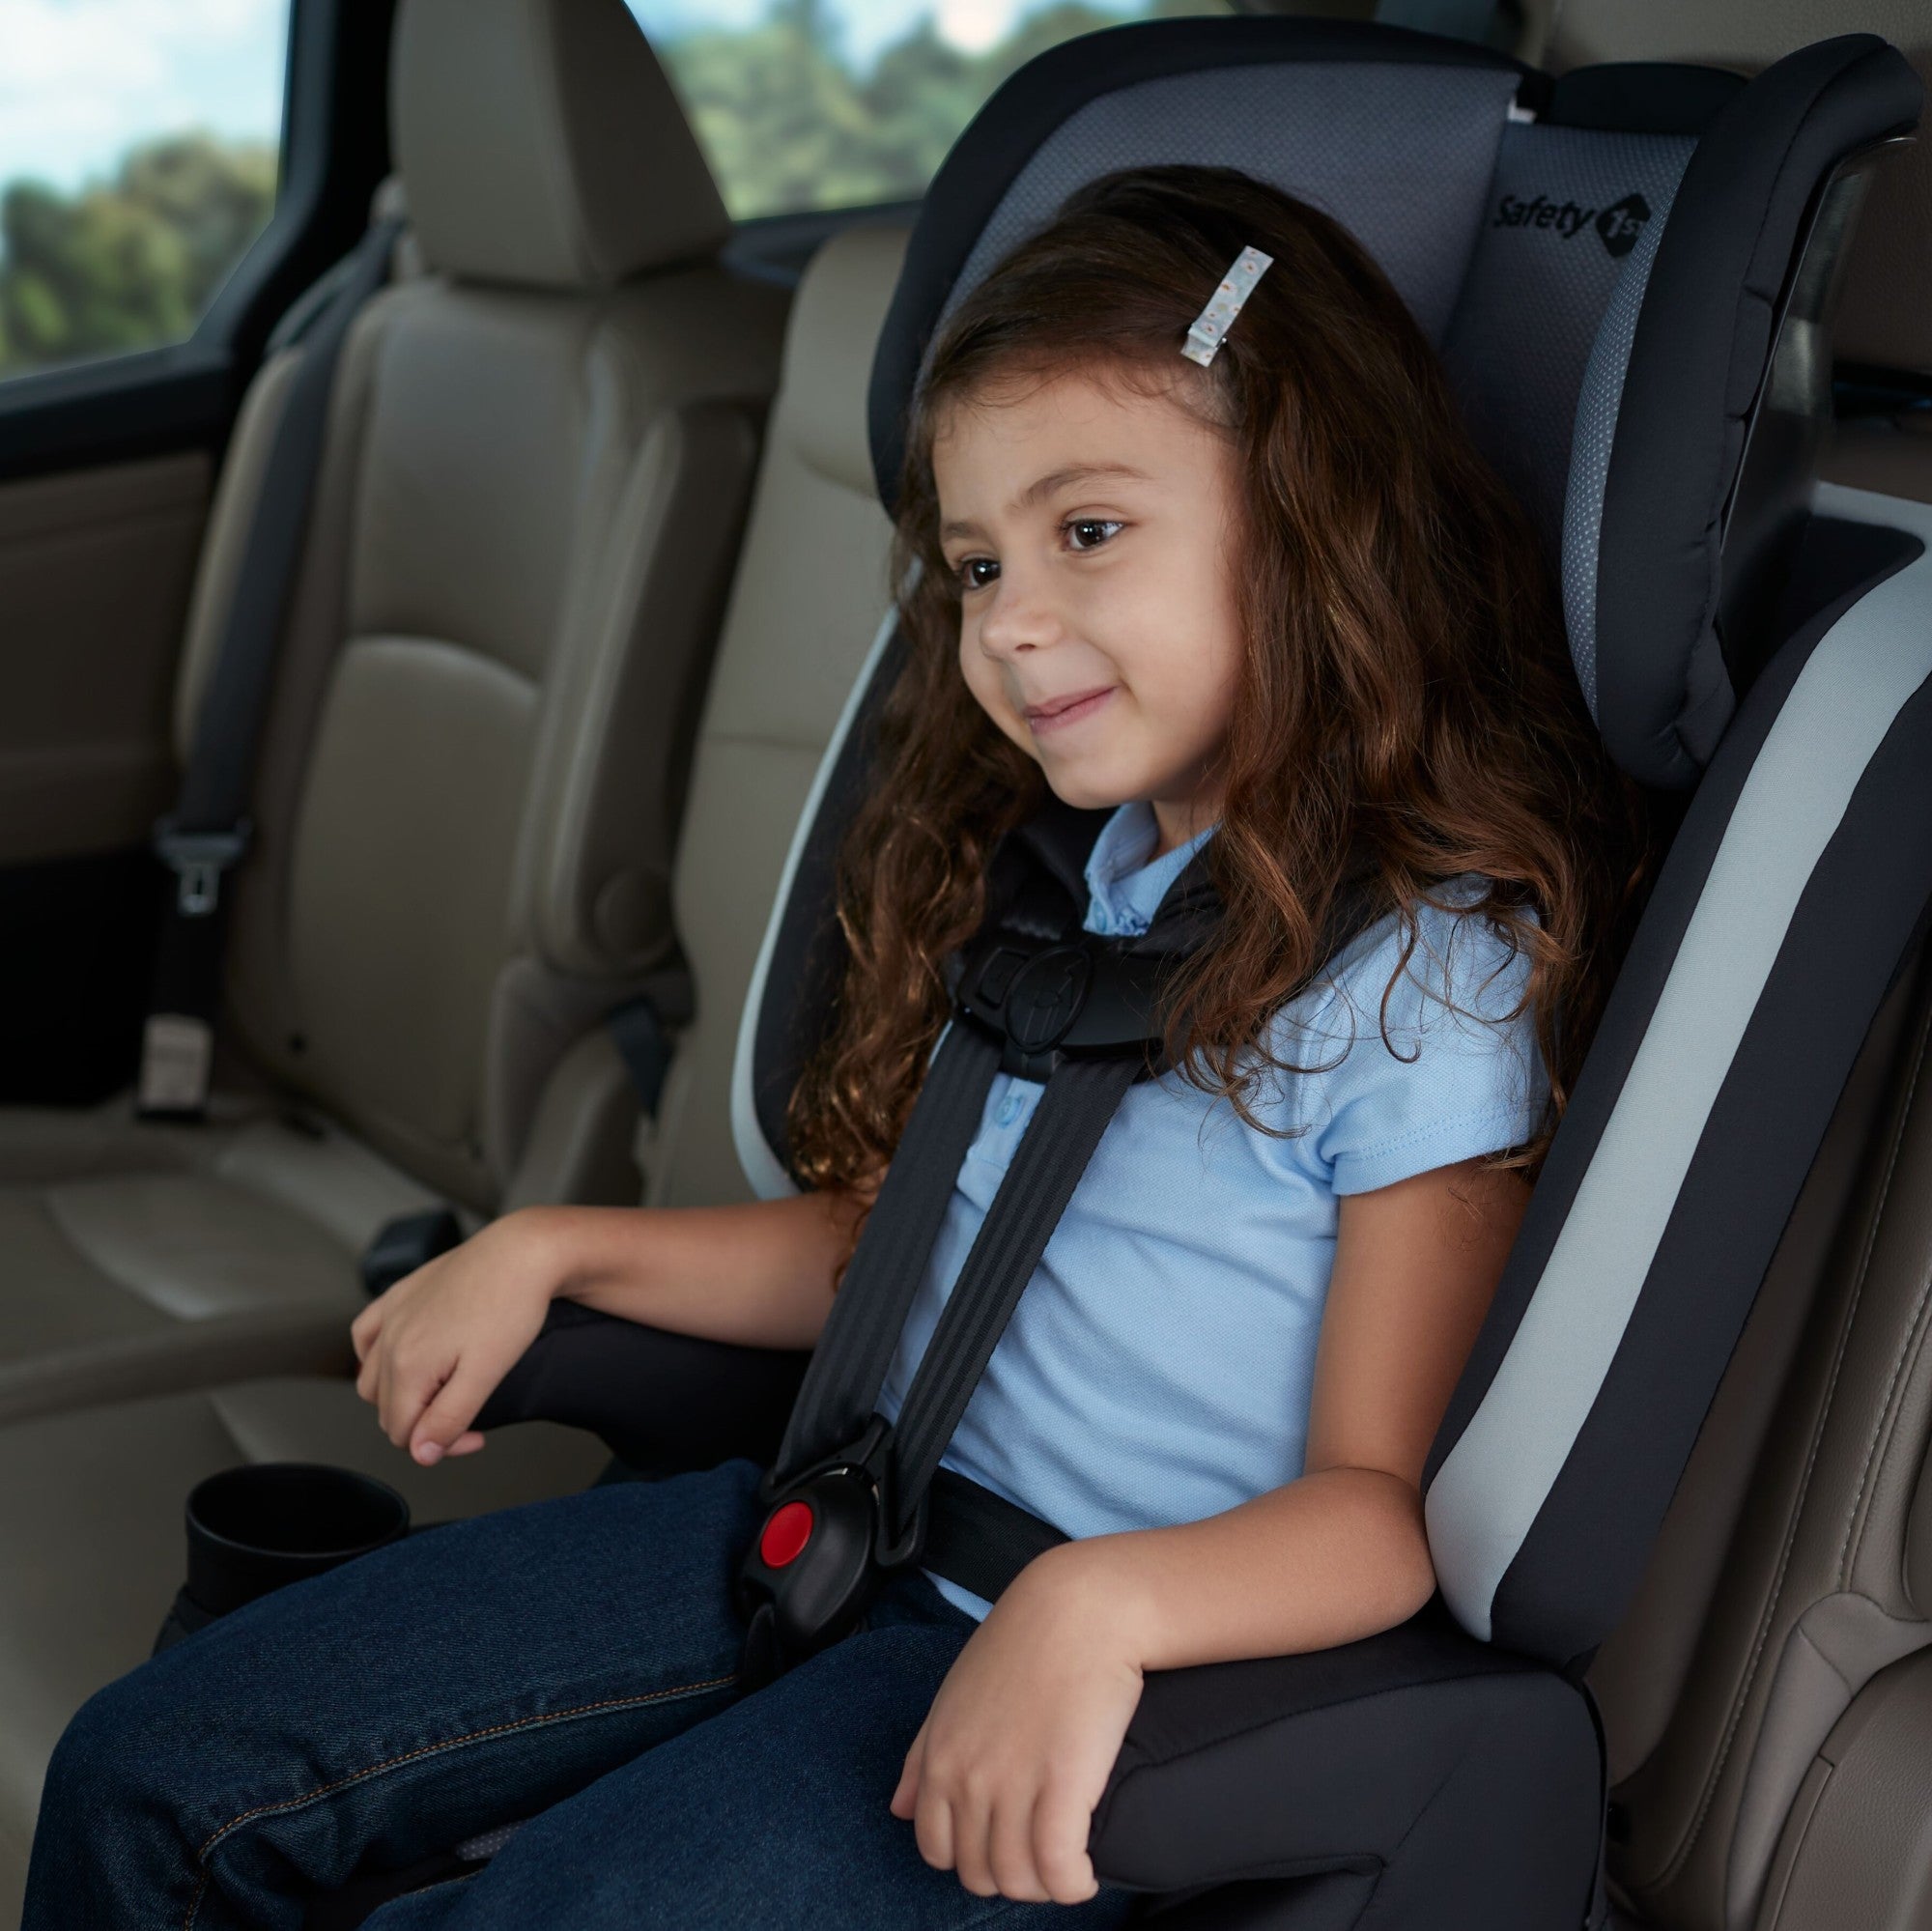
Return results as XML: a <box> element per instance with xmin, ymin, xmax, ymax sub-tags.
<box><xmin>410</xmin><ymin>1360</ymin><xmax>492</xmax><ymax>1463</ymax></box>
<box><xmin>444</xmin><ymin>1431</ymin><xmax>487</xmax><ymax>1457</ymax></box>
<box><xmin>890</xmin><ymin>1727</ymin><xmax>925</xmax><ymax>1820</ymax></box>
<box><xmin>1033</xmin><ymin>1778</ymin><xmax>1102</xmax><ymax>1905</ymax></box>
<box><xmin>355</xmin><ymin>1347</ymin><xmax>378</xmax><ymax>1406</ymax></box>
<box><xmin>950</xmin><ymin>1787</ymin><xmax>999</xmax><ymax>1898</ymax></box>
<box><xmin>987</xmin><ymin>1787</ymin><xmax>1050</xmax><ymax>1903</ymax></box>
<box><xmin>911</xmin><ymin>1782</ymin><xmax>957</xmax><ymax>1878</ymax></box>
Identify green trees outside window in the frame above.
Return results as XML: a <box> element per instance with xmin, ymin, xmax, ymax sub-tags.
<box><xmin>0</xmin><ymin>134</ymin><xmax>275</xmax><ymax>378</ymax></box>
<box><xmin>0</xmin><ymin>0</ymin><xmax>1220</xmax><ymax>381</ymax></box>
<box><xmin>660</xmin><ymin>0</ymin><xmax>1222</xmax><ymax>220</ymax></box>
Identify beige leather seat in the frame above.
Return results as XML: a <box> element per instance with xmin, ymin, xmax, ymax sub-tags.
<box><xmin>0</xmin><ymin>0</ymin><xmax>788</xmax><ymax>1433</ymax></box>
<box><xmin>0</xmin><ymin>221</ymin><xmax>907</xmax><ymax>1920</ymax></box>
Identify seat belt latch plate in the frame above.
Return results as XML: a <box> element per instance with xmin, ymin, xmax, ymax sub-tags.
<box><xmin>154</xmin><ymin>820</ymin><xmax>252</xmax><ymax>918</ymax></box>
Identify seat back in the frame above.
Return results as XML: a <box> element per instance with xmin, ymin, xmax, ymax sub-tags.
<box><xmin>172</xmin><ymin>0</ymin><xmax>787</xmax><ymax>1214</ymax></box>
<box><xmin>643</xmin><ymin>226</ymin><xmax>907</xmax><ymax>1210</ymax></box>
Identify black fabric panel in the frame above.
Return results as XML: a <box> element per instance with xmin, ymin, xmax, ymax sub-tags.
<box><xmin>1426</xmin><ymin>523</ymin><xmax>1921</xmax><ymax>1491</ymax></box>
<box><xmin>0</xmin><ymin>847</ymin><xmax>165</xmax><ymax>1103</ymax></box>
<box><xmin>749</xmin><ymin>625</ymin><xmax>908</xmax><ymax>1176</ymax></box>
<box><xmin>1090</xmin><ymin>1601</ymin><xmax>1601</xmax><ymax>1924</ymax></box>
<box><xmin>1594</xmin><ymin>35</ymin><xmax>1921</xmax><ymax>788</ymax></box>
<box><xmin>1547</xmin><ymin>63</ymin><xmax>1745</xmax><ymax>137</ymax></box>
<box><xmin>473</xmin><ymin>1300</ymin><xmax>806</xmax><ymax>1475</ymax></box>
<box><xmin>867</xmin><ymin>15</ymin><xmax>1531</xmax><ymax>509</ymax></box>
<box><xmin>1490</xmin><ymin>651</ymin><xmax>1932</xmax><ymax>1664</ymax></box>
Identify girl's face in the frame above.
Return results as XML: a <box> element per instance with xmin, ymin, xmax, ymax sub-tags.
<box><xmin>932</xmin><ymin>365</ymin><xmax>1245</xmax><ymax>854</ymax></box>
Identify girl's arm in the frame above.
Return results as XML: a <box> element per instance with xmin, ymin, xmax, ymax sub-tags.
<box><xmin>351</xmin><ymin>1188</ymin><xmax>867</xmax><ymax>1465</ymax></box>
<box><xmin>892</xmin><ymin>1154</ymin><xmax>1525</xmax><ymax>1905</ymax></box>
<box><xmin>1048</xmin><ymin>1152</ymin><xmax>1527</xmax><ymax>1664</ymax></box>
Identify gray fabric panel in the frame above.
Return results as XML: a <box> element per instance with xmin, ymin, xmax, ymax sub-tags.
<box><xmin>1441</xmin><ymin>123</ymin><xmax>1693</xmax><ymax>561</ymax></box>
<box><xmin>1559</xmin><ymin>154</ymin><xmax>1689</xmax><ymax>720</ymax></box>
<box><xmin>943</xmin><ymin>63</ymin><xmax>1522</xmax><ymax>349</ymax></box>
<box><xmin>1425</xmin><ymin>489</ymin><xmax>1932</xmax><ymax>1643</ymax></box>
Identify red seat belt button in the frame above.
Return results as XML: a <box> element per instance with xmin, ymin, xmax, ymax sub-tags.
<box><xmin>759</xmin><ymin>1500</ymin><xmax>814</xmax><ymax>1569</ymax></box>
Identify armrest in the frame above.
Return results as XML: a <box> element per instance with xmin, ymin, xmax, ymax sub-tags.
<box><xmin>1092</xmin><ymin>1602</ymin><xmax>1605</xmax><ymax>1928</ymax></box>
<box><xmin>475</xmin><ymin>1313</ymin><xmax>1605</xmax><ymax>1926</ymax></box>
<box><xmin>472</xmin><ymin>1300</ymin><xmax>807</xmax><ymax>1475</ymax></box>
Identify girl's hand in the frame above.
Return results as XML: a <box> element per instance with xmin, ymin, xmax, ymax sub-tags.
<box><xmin>890</xmin><ymin>1552</ymin><xmax>1144</xmax><ymax>1904</ymax></box>
<box><xmin>349</xmin><ymin>1211</ymin><xmax>560</xmax><ymax>1466</ymax></box>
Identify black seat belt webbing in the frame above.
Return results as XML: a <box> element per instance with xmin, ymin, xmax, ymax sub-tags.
<box><xmin>607</xmin><ymin>959</ymin><xmax>697</xmax><ymax>1121</ymax></box>
<box><xmin>886</xmin><ymin>1053</ymin><xmax>1140</xmax><ymax>1544</ymax></box>
<box><xmin>138</xmin><ymin>216</ymin><xmax>404</xmax><ymax>1121</ymax></box>
<box><xmin>924</xmin><ymin>1466</ymin><xmax>1069</xmax><ymax>1602</ymax></box>
<box><xmin>771</xmin><ymin>1022</ymin><xmax>1003</xmax><ymax>1485</ymax></box>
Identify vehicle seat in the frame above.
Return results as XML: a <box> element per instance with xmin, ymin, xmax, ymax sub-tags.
<box><xmin>0</xmin><ymin>218</ymin><xmax>906</xmax><ymax>1925</ymax></box>
<box><xmin>0</xmin><ymin>0</ymin><xmax>787</xmax><ymax>1432</ymax></box>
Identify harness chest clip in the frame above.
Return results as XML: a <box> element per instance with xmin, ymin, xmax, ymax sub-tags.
<box><xmin>734</xmin><ymin>1416</ymin><xmax>927</xmax><ymax>1687</ymax></box>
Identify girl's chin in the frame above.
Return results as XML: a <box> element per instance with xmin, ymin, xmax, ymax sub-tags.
<box><xmin>1037</xmin><ymin>764</ymin><xmax>1139</xmax><ymax>813</ymax></box>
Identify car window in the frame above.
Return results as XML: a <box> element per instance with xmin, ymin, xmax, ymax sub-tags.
<box><xmin>627</xmin><ymin>0</ymin><xmax>1233</xmax><ymax>220</ymax></box>
<box><xmin>0</xmin><ymin>0</ymin><xmax>291</xmax><ymax>382</ymax></box>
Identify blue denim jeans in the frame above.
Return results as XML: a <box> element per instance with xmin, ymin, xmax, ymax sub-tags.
<box><xmin>22</xmin><ymin>1458</ymin><xmax>1139</xmax><ymax>1930</ymax></box>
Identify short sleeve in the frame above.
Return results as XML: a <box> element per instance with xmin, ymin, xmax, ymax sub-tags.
<box><xmin>1289</xmin><ymin>900</ymin><xmax>1547</xmax><ymax>1196</ymax></box>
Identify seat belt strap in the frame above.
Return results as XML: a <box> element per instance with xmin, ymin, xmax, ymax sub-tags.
<box><xmin>138</xmin><ymin>216</ymin><xmax>405</xmax><ymax>1121</ymax></box>
<box><xmin>770</xmin><ymin>1021</ymin><xmax>1004</xmax><ymax>1483</ymax></box>
<box><xmin>607</xmin><ymin>959</ymin><xmax>697</xmax><ymax>1120</ymax></box>
<box><xmin>923</xmin><ymin>1466</ymin><xmax>1068</xmax><ymax>1602</ymax></box>
<box><xmin>886</xmin><ymin>1051</ymin><xmax>1141</xmax><ymax>1541</ymax></box>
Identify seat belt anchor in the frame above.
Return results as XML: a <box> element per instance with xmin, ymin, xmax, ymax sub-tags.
<box><xmin>154</xmin><ymin>819</ymin><xmax>253</xmax><ymax>918</ymax></box>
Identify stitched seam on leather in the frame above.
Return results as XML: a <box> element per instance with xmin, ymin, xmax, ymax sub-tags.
<box><xmin>1824</xmin><ymin>988</ymin><xmax>1932</xmax><ymax>1591</ymax></box>
<box><xmin>1661</xmin><ymin>987</ymin><xmax>1932</xmax><ymax>1887</ymax></box>
<box><xmin>1834</xmin><ymin>1252</ymin><xmax>1932</xmax><ymax>1588</ymax></box>
<box><xmin>1832</xmin><ymin>987</ymin><xmax>1932</xmax><ymax>1589</ymax></box>
<box><xmin>181</xmin><ymin>1671</ymin><xmax>737</xmax><ymax>1930</ymax></box>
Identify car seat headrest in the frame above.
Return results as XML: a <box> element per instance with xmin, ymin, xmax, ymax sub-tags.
<box><xmin>1566</xmin><ymin>35</ymin><xmax>1920</xmax><ymax>786</ymax></box>
<box><xmin>391</xmin><ymin>0</ymin><xmax>731</xmax><ymax>293</ymax></box>
<box><xmin>864</xmin><ymin>19</ymin><xmax>1918</xmax><ymax>789</ymax></box>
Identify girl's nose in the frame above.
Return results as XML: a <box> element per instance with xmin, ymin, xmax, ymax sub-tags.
<box><xmin>977</xmin><ymin>572</ymin><xmax>1062</xmax><ymax>659</ymax></box>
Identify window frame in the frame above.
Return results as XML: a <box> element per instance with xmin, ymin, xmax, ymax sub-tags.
<box><xmin>0</xmin><ymin>0</ymin><xmax>395</xmax><ymax>486</ymax></box>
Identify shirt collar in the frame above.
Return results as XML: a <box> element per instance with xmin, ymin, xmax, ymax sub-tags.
<box><xmin>1081</xmin><ymin>802</ymin><xmax>1216</xmax><ymax>939</ymax></box>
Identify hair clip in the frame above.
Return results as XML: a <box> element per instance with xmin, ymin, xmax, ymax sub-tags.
<box><xmin>1181</xmin><ymin>246</ymin><xmax>1273</xmax><ymax>367</ymax></box>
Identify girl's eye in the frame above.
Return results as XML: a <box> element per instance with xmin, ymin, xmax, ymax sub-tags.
<box><xmin>957</xmin><ymin>556</ymin><xmax>1000</xmax><ymax>592</ymax></box>
<box><xmin>1065</xmin><ymin>518</ymin><xmax>1124</xmax><ymax>552</ymax></box>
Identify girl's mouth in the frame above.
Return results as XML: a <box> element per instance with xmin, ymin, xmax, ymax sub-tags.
<box><xmin>1023</xmin><ymin>685</ymin><xmax>1116</xmax><ymax>734</ymax></box>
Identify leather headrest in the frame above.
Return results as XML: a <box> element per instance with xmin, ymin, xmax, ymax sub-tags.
<box><xmin>392</xmin><ymin>0</ymin><xmax>730</xmax><ymax>291</ymax></box>
<box><xmin>784</xmin><ymin>225</ymin><xmax>911</xmax><ymax>497</ymax></box>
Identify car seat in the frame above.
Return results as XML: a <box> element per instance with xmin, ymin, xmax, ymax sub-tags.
<box><xmin>476</xmin><ymin>15</ymin><xmax>1929</xmax><ymax>1925</ymax></box>
<box><xmin>0</xmin><ymin>0</ymin><xmax>788</xmax><ymax>1431</ymax></box>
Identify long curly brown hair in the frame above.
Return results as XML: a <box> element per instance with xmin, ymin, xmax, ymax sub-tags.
<box><xmin>789</xmin><ymin>165</ymin><xmax>1643</xmax><ymax>1195</ymax></box>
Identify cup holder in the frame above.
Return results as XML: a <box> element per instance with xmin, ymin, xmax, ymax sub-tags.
<box><xmin>156</xmin><ymin>1462</ymin><xmax>411</xmax><ymax>1653</ymax></box>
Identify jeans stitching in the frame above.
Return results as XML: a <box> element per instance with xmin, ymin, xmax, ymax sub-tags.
<box><xmin>181</xmin><ymin>1670</ymin><xmax>739</xmax><ymax>1930</ymax></box>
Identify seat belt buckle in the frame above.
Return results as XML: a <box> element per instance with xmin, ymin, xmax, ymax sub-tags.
<box><xmin>136</xmin><ymin>1013</ymin><xmax>216</xmax><ymax>1119</ymax></box>
<box><xmin>154</xmin><ymin>818</ymin><xmax>252</xmax><ymax>918</ymax></box>
<box><xmin>733</xmin><ymin>1417</ymin><xmax>928</xmax><ymax>1689</ymax></box>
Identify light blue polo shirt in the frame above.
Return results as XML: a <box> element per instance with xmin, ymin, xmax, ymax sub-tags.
<box><xmin>874</xmin><ymin>802</ymin><xmax>1546</xmax><ymax>1620</ymax></box>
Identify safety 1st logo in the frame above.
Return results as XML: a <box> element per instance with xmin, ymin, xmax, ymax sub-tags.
<box><xmin>1492</xmin><ymin>190</ymin><xmax>1651</xmax><ymax>259</ymax></box>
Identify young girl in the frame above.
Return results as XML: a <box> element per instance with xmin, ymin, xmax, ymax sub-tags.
<box><xmin>23</xmin><ymin>165</ymin><xmax>1634</xmax><ymax>1929</ymax></box>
